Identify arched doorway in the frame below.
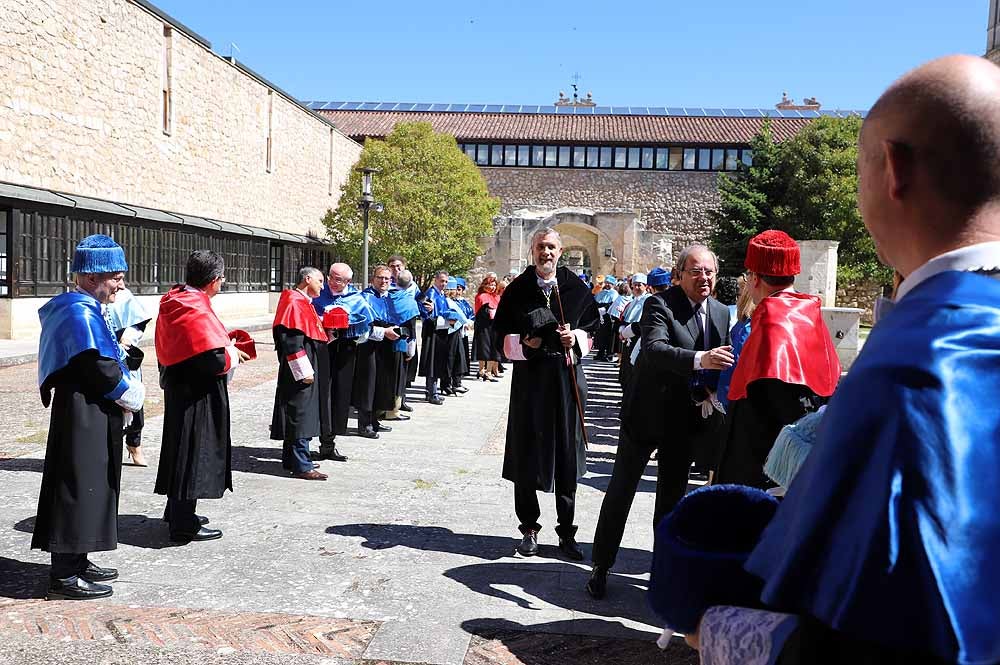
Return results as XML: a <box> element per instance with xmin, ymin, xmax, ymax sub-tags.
<box><xmin>559</xmin><ymin>245</ymin><xmax>592</xmax><ymax>279</ymax></box>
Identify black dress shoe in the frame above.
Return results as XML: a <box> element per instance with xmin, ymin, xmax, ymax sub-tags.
<box><xmin>375</xmin><ymin>424</ymin><xmax>392</xmax><ymax>433</ymax></box>
<box><xmin>320</xmin><ymin>446</ymin><xmax>348</xmax><ymax>462</ymax></box>
<box><xmin>386</xmin><ymin>414</ymin><xmax>411</xmax><ymax>421</ymax></box>
<box><xmin>162</xmin><ymin>508</ymin><xmax>209</xmax><ymax>526</ymax></box>
<box><xmin>440</xmin><ymin>388</ymin><xmax>456</xmax><ymax>396</ymax></box>
<box><xmin>79</xmin><ymin>560</ymin><xmax>118</xmax><ymax>583</ymax></box>
<box><xmin>428</xmin><ymin>396</ymin><xmax>444</xmax><ymax>405</ymax></box>
<box><xmin>586</xmin><ymin>566</ymin><xmax>609</xmax><ymax>599</ymax></box>
<box><xmin>357</xmin><ymin>428</ymin><xmax>380</xmax><ymax>439</ymax></box>
<box><xmin>517</xmin><ymin>530</ymin><xmax>539</xmax><ymax>557</ymax></box>
<box><xmin>453</xmin><ymin>386</ymin><xmax>469</xmax><ymax>394</ymax></box>
<box><xmin>558</xmin><ymin>537</ymin><xmax>584</xmax><ymax>561</ymax></box>
<box><xmin>169</xmin><ymin>526</ymin><xmax>223</xmax><ymax>543</ymax></box>
<box><xmin>399</xmin><ymin>403</ymin><xmax>413</xmax><ymax>412</ymax></box>
<box><xmin>47</xmin><ymin>576</ymin><xmax>113</xmax><ymax>601</ymax></box>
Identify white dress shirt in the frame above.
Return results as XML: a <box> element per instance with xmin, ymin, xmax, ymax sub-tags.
<box><xmin>689</xmin><ymin>297</ymin><xmax>709</xmax><ymax>369</ymax></box>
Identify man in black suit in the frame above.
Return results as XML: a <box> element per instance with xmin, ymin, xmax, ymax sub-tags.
<box><xmin>587</xmin><ymin>244</ymin><xmax>734</xmax><ymax>599</ymax></box>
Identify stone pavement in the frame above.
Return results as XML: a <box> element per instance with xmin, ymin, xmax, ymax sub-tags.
<box><xmin>0</xmin><ymin>337</ymin><xmax>697</xmax><ymax>665</ymax></box>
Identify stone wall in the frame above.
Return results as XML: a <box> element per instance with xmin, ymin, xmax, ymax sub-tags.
<box><xmin>481</xmin><ymin>168</ymin><xmax>721</xmax><ymax>252</ymax></box>
<box><xmin>837</xmin><ymin>277</ymin><xmax>883</xmax><ymax>324</ymax></box>
<box><xmin>0</xmin><ymin>0</ymin><xmax>361</xmax><ymax>238</ymax></box>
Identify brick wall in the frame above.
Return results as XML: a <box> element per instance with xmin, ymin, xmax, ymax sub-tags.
<box><xmin>0</xmin><ymin>0</ymin><xmax>361</xmax><ymax>237</ymax></box>
<box><xmin>480</xmin><ymin>167</ymin><xmax>721</xmax><ymax>249</ymax></box>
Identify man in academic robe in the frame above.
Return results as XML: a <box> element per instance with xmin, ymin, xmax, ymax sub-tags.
<box><xmin>354</xmin><ymin>265</ymin><xmax>405</xmax><ymax>439</ymax></box>
<box><xmin>311</xmin><ymin>262</ymin><xmax>374</xmax><ymax>457</ymax></box>
<box><xmin>107</xmin><ymin>285</ymin><xmax>153</xmax><ymax>467</ymax></box>
<box><xmin>587</xmin><ymin>246</ymin><xmax>733</xmax><ymax>600</ymax></box>
<box><xmin>33</xmin><ymin>234</ymin><xmax>145</xmax><ymax>600</ymax></box>
<box><xmin>492</xmin><ymin>227</ymin><xmax>599</xmax><ymax>560</ymax></box>
<box><xmin>616</xmin><ymin>272</ymin><xmax>651</xmax><ymax>388</ymax></box>
<box><xmin>388</xmin><ymin>269</ymin><xmax>420</xmax><ymax>417</ymax></box>
<box><xmin>418</xmin><ymin>270</ymin><xmax>461</xmax><ymax>404</ymax></box>
<box><xmin>685</xmin><ymin>55</ymin><xmax>1000</xmax><ymax>665</ymax></box>
<box><xmin>444</xmin><ymin>277</ymin><xmax>471</xmax><ymax>395</ymax></box>
<box><xmin>154</xmin><ymin>250</ymin><xmax>251</xmax><ymax>543</ymax></box>
<box><xmin>388</xmin><ymin>256</ymin><xmax>418</xmax><ymax>415</ymax></box>
<box><xmin>270</xmin><ymin>267</ymin><xmax>329</xmax><ymax>480</ymax></box>
<box><xmin>713</xmin><ymin>230</ymin><xmax>840</xmax><ymax>488</ymax></box>
<box><xmin>455</xmin><ymin>277</ymin><xmax>475</xmax><ymax>383</ymax></box>
<box><xmin>593</xmin><ymin>276</ymin><xmax>618</xmax><ymax>361</ymax></box>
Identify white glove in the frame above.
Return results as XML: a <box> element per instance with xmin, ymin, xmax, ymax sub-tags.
<box><xmin>619</xmin><ymin>325</ymin><xmax>635</xmax><ymax>340</ymax></box>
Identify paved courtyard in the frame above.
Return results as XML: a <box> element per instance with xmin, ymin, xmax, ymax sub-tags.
<box><xmin>0</xmin><ymin>333</ymin><xmax>695</xmax><ymax>665</ymax></box>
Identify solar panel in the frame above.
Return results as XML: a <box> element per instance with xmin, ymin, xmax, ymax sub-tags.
<box><xmin>704</xmin><ymin>108</ymin><xmax>723</xmax><ymax>116</ymax></box>
<box><xmin>799</xmin><ymin>110</ymin><xmax>821</xmax><ymax>118</ymax></box>
<box><xmin>466</xmin><ymin>104</ymin><xmax>485</xmax><ymax>112</ymax></box>
<box><xmin>556</xmin><ymin>105</ymin><xmax>575</xmax><ymax>114</ymax></box>
<box><xmin>374</xmin><ymin>102</ymin><xmax>395</xmax><ymax>110</ymax></box>
<box><xmin>722</xmin><ymin>108</ymin><xmax>744</xmax><ymax>117</ymax></box>
<box><xmin>359</xmin><ymin>102</ymin><xmax>380</xmax><ymax>110</ymax></box>
<box><xmin>485</xmin><ymin>104</ymin><xmax>502</xmax><ymax>112</ymax></box>
<box><xmin>684</xmin><ymin>108</ymin><xmax>707</xmax><ymax>116</ymax></box>
<box><xmin>341</xmin><ymin>102</ymin><xmax>362</xmax><ymax>110</ymax></box>
<box><xmin>428</xmin><ymin>103</ymin><xmax>449</xmax><ymax>111</ymax></box>
<box><xmin>521</xmin><ymin>105</ymin><xmax>540</xmax><ymax>113</ymax></box>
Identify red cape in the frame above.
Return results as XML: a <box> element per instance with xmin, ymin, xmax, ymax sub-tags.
<box><xmin>155</xmin><ymin>286</ymin><xmax>232</xmax><ymax>367</ymax></box>
<box><xmin>273</xmin><ymin>289</ymin><xmax>327</xmax><ymax>342</ymax></box>
<box><xmin>727</xmin><ymin>291</ymin><xmax>841</xmax><ymax>402</ymax></box>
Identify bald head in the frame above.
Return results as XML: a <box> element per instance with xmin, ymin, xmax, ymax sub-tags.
<box><xmin>859</xmin><ymin>56</ymin><xmax>1000</xmax><ymax>273</ymax></box>
<box><xmin>328</xmin><ymin>262</ymin><xmax>353</xmax><ymax>291</ymax></box>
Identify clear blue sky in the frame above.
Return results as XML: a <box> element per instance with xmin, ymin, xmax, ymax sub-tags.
<box><xmin>153</xmin><ymin>0</ymin><xmax>986</xmax><ymax>110</ymax></box>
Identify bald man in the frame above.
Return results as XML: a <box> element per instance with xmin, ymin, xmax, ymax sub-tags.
<box><xmin>690</xmin><ymin>56</ymin><xmax>1000</xmax><ymax>665</ymax></box>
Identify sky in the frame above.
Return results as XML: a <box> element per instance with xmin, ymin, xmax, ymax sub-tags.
<box><xmin>152</xmin><ymin>0</ymin><xmax>987</xmax><ymax>111</ymax></box>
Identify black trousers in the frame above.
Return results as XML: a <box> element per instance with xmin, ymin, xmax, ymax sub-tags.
<box><xmin>356</xmin><ymin>409</ymin><xmax>381</xmax><ymax>432</ymax></box>
<box><xmin>50</xmin><ymin>553</ymin><xmax>88</xmax><ymax>580</ymax></box>
<box><xmin>513</xmin><ymin>479</ymin><xmax>577</xmax><ymax>539</ymax></box>
<box><xmin>591</xmin><ymin>417</ymin><xmax>701</xmax><ymax>570</ymax></box>
<box><xmin>165</xmin><ymin>497</ymin><xmax>200</xmax><ymax>534</ymax></box>
<box><xmin>321</xmin><ymin>338</ymin><xmax>357</xmax><ymax>444</ymax></box>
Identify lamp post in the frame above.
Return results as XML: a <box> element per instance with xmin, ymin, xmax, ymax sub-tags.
<box><xmin>357</xmin><ymin>167</ymin><xmax>380</xmax><ymax>284</ymax></box>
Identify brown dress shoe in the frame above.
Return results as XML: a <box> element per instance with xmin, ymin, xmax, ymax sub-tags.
<box><xmin>294</xmin><ymin>470</ymin><xmax>328</xmax><ymax>481</ymax></box>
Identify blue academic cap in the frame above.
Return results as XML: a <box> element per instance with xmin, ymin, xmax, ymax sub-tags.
<box><xmin>647</xmin><ymin>267</ymin><xmax>672</xmax><ymax>287</ymax></box>
<box><xmin>446</xmin><ymin>277</ymin><xmax>458</xmax><ymax>289</ymax></box>
<box><xmin>455</xmin><ymin>277</ymin><xmax>467</xmax><ymax>288</ymax></box>
<box><xmin>71</xmin><ymin>234</ymin><xmax>128</xmax><ymax>274</ymax></box>
<box><xmin>605</xmin><ymin>275</ymin><xmax>618</xmax><ymax>285</ymax></box>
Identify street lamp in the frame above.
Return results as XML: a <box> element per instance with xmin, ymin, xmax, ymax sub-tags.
<box><xmin>357</xmin><ymin>167</ymin><xmax>380</xmax><ymax>284</ymax></box>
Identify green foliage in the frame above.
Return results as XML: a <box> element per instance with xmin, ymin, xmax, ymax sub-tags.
<box><xmin>709</xmin><ymin>117</ymin><xmax>890</xmax><ymax>284</ymax></box>
<box><xmin>323</xmin><ymin>122</ymin><xmax>499</xmax><ymax>283</ymax></box>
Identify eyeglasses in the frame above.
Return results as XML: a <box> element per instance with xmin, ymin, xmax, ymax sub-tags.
<box><xmin>373</xmin><ymin>275</ymin><xmax>392</xmax><ymax>281</ymax></box>
<box><xmin>684</xmin><ymin>268</ymin><xmax>716</xmax><ymax>278</ymax></box>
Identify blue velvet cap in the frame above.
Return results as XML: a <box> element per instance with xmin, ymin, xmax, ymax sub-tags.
<box><xmin>648</xmin><ymin>484</ymin><xmax>778</xmax><ymax>633</ymax></box>
<box><xmin>71</xmin><ymin>234</ymin><xmax>128</xmax><ymax>274</ymax></box>
<box><xmin>647</xmin><ymin>267</ymin><xmax>672</xmax><ymax>287</ymax></box>
<box><xmin>605</xmin><ymin>275</ymin><xmax>618</xmax><ymax>285</ymax></box>
<box><xmin>446</xmin><ymin>277</ymin><xmax>458</xmax><ymax>289</ymax></box>
<box><xmin>632</xmin><ymin>272</ymin><xmax>648</xmax><ymax>285</ymax></box>
<box><xmin>455</xmin><ymin>277</ymin><xmax>467</xmax><ymax>288</ymax></box>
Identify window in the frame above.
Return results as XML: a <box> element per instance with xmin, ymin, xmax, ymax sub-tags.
<box><xmin>684</xmin><ymin>148</ymin><xmax>697</xmax><ymax>170</ymax></box>
<box><xmin>558</xmin><ymin>146</ymin><xmax>570</xmax><ymax>167</ymax></box>
<box><xmin>161</xmin><ymin>26</ymin><xmax>173</xmax><ymax>134</ymax></box>
<box><xmin>698</xmin><ymin>148</ymin><xmax>711</xmax><ymax>170</ymax></box>
<box><xmin>518</xmin><ymin>145</ymin><xmax>529</xmax><ymax>165</ymax></box>
<box><xmin>0</xmin><ymin>210</ymin><xmax>7</xmax><ymax>296</ymax></box>
<box><xmin>504</xmin><ymin>145</ymin><xmax>517</xmax><ymax>165</ymax></box>
<box><xmin>742</xmin><ymin>149</ymin><xmax>754</xmax><ymax>166</ymax></box>
<box><xmin>641</xmin><ymin>147</ymin><xmax>654</xmax><ymax>169</ymax></box>
<box><xmin>613</xmin><ymin>147</ymin><xmax>627</xmax><ymax>168</ymax></box>
<box><xmin>533</xmin><ymin>145</ymin><xmax>545</xmax><ymax>166</ymax></box>
<box><xmin>712</xmin><ymin>148</ymin><xmax>725</xmax><ymax>170</ymax></box>
<box><xmin>463</xmin><ymin>144</ymin><xmax>476</xmax><ymax>160</ymax></box>
<box><xmin>266</xmin><ymin>90</ymin><xmax>273</xmax><ymax>173</ymax></box>
<box><xmin>600</xmin><ymin>147</ymin><xmax>613</xmax><ymax>168</ymax></box>
<box><xmin>545</xmin><ymin>146</ymin><xmax>557</xmax><ymax>166</ymax></box>
<box><xmin>725</xmin><ymin>148</ymin><xmax>740</xmax><ymax>171</ymax></box>
<box><xmin>587</xmin><ymin>146</ymin><xmax>599</xmax><ymax>167</ymax></box>
<box><xmin>654</xmin><ymin>148</ymin><xmax>668</xmax><ymax>170</ymax></box>
<box><xmin>626</xmin><ymin>147</ymin><xmax>640</xmax><ymax>169</ymax></box>
<box><xmin>270</xmin><ymin>244</ymin><xmax>283</xmax><ymax>291</ymax></box>
<box><xmin>476</xmin><ymin>144</ymin><xmax>489</xmax><ymax>165</ymax></box>
<box><xmin>669</xmin><ymin>148</ymin><xmax>684</xmax><ymax>170</ymax></box>
<box><xmin>573</xmin><ymin>146</ymin><xmax>586</xmax><ymax>167</ymax></box>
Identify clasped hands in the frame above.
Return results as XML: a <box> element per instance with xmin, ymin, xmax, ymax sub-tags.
<box><xmin>524</xmin><ymin>324</ymin><xmax>574</xmax><ymax>350</ymax></box>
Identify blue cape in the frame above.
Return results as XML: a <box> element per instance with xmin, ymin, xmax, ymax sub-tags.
<box><xmin>595</xmin><ymin>289</ymin><xmax>616</xmax><ymax>305</ymax></box>
<box><xmin>361</xmin><ymin>287</ymin><xmax>420</xmax><ymax>325</ymax></box>
<box><xmin>419</xmin><ymin>287</ymin><xmax>466</xmax><ymax>325</ymax></box>
<box><xmin>746</xmin><ymin>271</ymin><xmax>1000</xmax><ymax>664</ymax></box>
<box><xmin>456</xmin><ymin>298</ymin><xmax>475</xmax><ymax>319</ymax></box>
<box><xmin>623</xmin><ymin>293</ymin><xmax>650</xmax><ymax>324</ymax></box>
<box><xmin>38</xmin><ymin>292</ymin><xmax>122</xmax><ymax>393</ymax></box>
<box><xmin>106</xmin><ymin>287</ymin><xmax>152</xmax><ymax>333</ymax></box>
<box><xmin>312</xmin><ymin>283</ymin><xmax>374</xmax><ymax>338</ymax></box>
<box><xmin>716</xmin><ymin>318</ymin><xmax>751</xmax><ymax>409</ymax></box>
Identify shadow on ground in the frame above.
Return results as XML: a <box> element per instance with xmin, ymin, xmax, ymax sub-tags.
<box><xmin>15</xmin><ymin>514</ymin><xmax>185</xmax><ymax>550</ymax></box>
<box><xmin>0</xmin><ymin>457</ymin><xmax>45</xmax><ymax>473</ymax></box>
<box><xmin>461</xmin><ymin>618</ymin><xmax>699</xmax><ymax>665</ymax></box>
<box><xmin>0</xmin><ymin>556</ymin><xmax>50</xmax><ymax>599</ymax></box>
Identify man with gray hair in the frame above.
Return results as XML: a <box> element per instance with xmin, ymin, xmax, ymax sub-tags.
<box><xmin>493</xmin><ymin>228</ymin><xmax>600</xmax><ymax>560</ymax></box>
<box><xmin>390</xmin><ymin>269</ymin><xmax>419</xmax><ymax>415</ymax></box>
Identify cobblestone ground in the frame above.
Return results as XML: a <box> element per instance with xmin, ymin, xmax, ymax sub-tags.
<box><xmin>0</xmin><ymin>345</ymin><xmax>694</xmax><ymax>665</ymax></box>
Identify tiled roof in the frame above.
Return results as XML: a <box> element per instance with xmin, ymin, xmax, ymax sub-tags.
<box><xmin>317</xmin><ymin>110</ymin><xmax>816</xmax><ymax>144</ymax></box>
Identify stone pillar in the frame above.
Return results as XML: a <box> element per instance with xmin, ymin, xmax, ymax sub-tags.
<box><xmin>795</xmin><ymin>240</ymin><xmax>839</xmax><ymax>306</ymax></box>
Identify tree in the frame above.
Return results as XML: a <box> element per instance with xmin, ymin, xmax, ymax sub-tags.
<box><xmin>323</xmin><ymin>122</ymin><xmax>500</xmax><ymax>283</ymax></box>
<box><xmin>710</xmin><ymin>116</ymin><xmax>890</xmax><ymax>284</ymax></box>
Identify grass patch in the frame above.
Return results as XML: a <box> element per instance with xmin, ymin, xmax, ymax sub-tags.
<box><xmin>412</xmin><ymin>479</ymin><xmax>436</xmax><ymax>490</ymax></box>
<box><xmin>455</xmin><ymin>468</ymin><xmax>469</xmax><ymax>475</ymax></box>
<box><xmin>15</xmin><ymin>430</ymin><xmax>48</xmax><ymax>445</ymax></box>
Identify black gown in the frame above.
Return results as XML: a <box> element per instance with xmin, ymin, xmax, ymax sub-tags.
<box><xmin>352</xmin><ymin>325</ymin><xmax>401</xmax><ymax>415</ymax></box>
<box><xmin>492</xmin><ymin>266</ymin><xmax>600</xmax><ymax>492</ymax></box>
<box><xmin>32</xmin><ymin>351</ymin><xmax>124</xmax><ymax>554</ymax></box>
<box><xmin>320</xmin><ymin>337</ymin><xmax>357</xmax><ymax>439</ymax></box>
<box><xmin>713</xmin><ymin>378</ymin><xmax>823</xmax><ymax>488</ymax></box>
<box><xmin>270</xmin><ymin>325</ymin><xmax>323</xmax><ymax>441</ymax></box>
<box><xmin>418</xmin><ymin>322</ymin><xmax>461</xmax><ymax>382</ymax></box>
<box><xmin>472</xmin><ymin>303</ymin><xmax>500</xmax><ymax>362</ymax></box>
<box><xmin>155</xmin><ymin>349</ymin><xmax>233</xmax><ymax>500</ymax></box>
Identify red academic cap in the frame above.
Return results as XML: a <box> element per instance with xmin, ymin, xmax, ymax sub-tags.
<box><xmin>745</xmin><ymin>230</ymin><xmax>801</xmax><ymax>277</ymax></box>
<box><xmin>229</xmin><ymin>329</ymin><xmax>257</xmax><ymax>360</ymax></box>
<box><xmin>322</xmin><ymin>307</ymin><xmax>349</xmax><ymax>330</ymax></box>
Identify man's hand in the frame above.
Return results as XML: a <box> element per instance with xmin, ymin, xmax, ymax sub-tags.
<box><xmin>237</xmin><ymin>349</ymin><xmax>252</xmax><ymax>364</ymax></box>
<box><xmin>447</xmin><ymin>319</ymin><xmax>458</xmax><ymax>327</ymax></box>
<box><xmin>558</xmin><ymin>324</ymin><xmax>574</xmax><ymax>349</ymax></box>
<box><xmin>384</xmin><ymin>327</ymin><xmax>400</xmax><ymax>341</ymax></box>
<box><xmin>523</xmin><ymin>336</ymin><xmax>543</xmax><ymax>349</ymax></box>
<box><xmin>302</xmin><ymin>375</ymin><xmax>315</xmax><ymax>385</ymax></box>
<box><xmin>701</xmin><ymin>345</ymin><xmax>734</xmax><ymax>370</ymax></box>
<box><xmin>422</xmin><ymin>300</ymin><xmax>434</xmax><ymax>312</ymax></box>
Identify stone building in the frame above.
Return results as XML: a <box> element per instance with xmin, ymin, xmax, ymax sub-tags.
<box><xmin>0</xmin><ymin>0</ymin><xmax>362</xmax><ymax>338</ymax></box>
<box><xmin>314</xmin><ymin>100</ymin><xmax>861</xmax><ymax>279</ymax></box>
<box><xmin>988</xmin><ymin>0</ymin><xmax>1000</xmax><ymax>65</ymax></box>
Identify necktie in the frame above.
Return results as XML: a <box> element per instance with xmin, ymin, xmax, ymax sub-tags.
<box><xmin>693</xmin><ymin>302</ymin><xmax>706</xmax><ymax>351</ymax></box>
